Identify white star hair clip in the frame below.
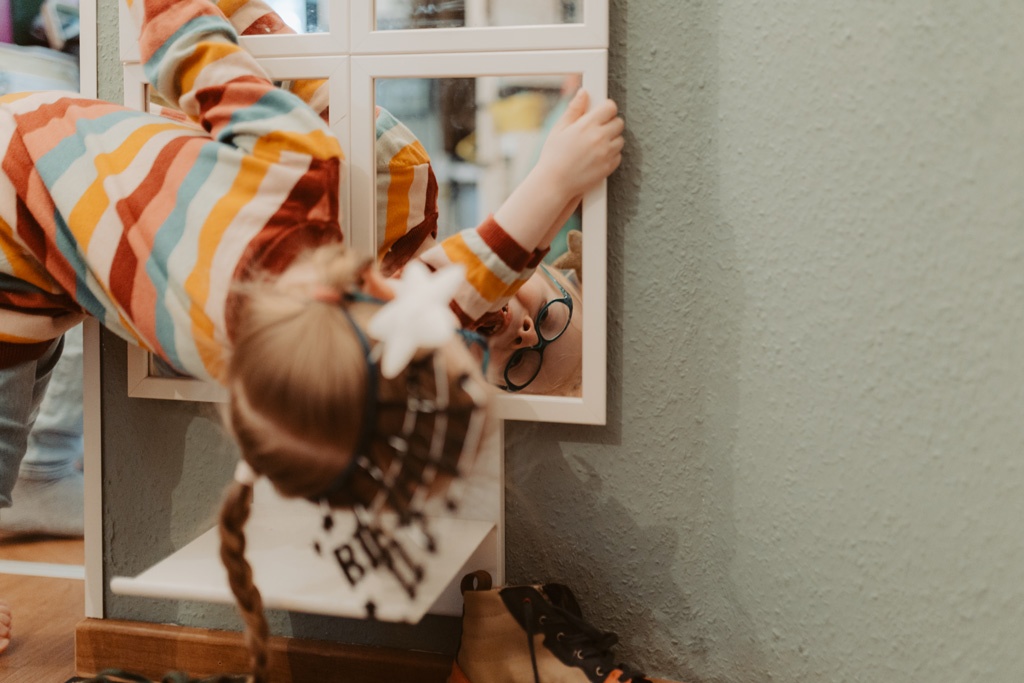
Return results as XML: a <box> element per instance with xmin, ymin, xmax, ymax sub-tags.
<box><xmin>367</xmin><ymin>261</ymin><xmax>466</xmax><ymax>378</ymax></box>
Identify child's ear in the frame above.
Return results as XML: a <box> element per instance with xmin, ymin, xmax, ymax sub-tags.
<box><xmin>362</xmin><ymin>267</ymin><xmax>396</xmax><ymax>301</ymax></box>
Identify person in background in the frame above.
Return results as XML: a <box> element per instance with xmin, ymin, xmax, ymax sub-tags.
<box><xmin>0</xmin><ymin>324</ymin><xmax>83</xmax><ymax>539</ymax></box>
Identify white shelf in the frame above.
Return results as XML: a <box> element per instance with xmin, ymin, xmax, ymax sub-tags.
<box><xmin>111</xmin><ymin>480</ymin><xmax>496</xmax><ymax>622</ymax></box>
<box><xmin>111</xmin><ymin>424</ymin><xmax>505</xmax><ymax>623</ymax></box>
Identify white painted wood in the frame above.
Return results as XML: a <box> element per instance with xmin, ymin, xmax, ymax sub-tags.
<box><xmin>118</xmin><ymin>0</ymin><xmax>134</xmax><ymax>63</ymax></box>
<box><xmin>79</xmin><ymin>0</ymin><xmax>97</xmax><ymax>98</ymax></box>
<box><xmin>0</xmin><ymin>560</ymin><xmax>85</xmax><ymax>580</ymax></box>
<box><xmin>351</xmin><ymin>0</ymin><xmax>607</xmax><ymax>54</ymax></box>
<box><xmin>110</xmin><ymin>516</ymin><xmax>493</xmax><ymax>621</ymax></box>
<box><xmin>111</xmin><ymin>420</ymin><xmax>504</xmax><ymax>620</ymax></box>
<box><xmin>83</xmin><ymin>318</ymin><xmax>104</xmax><ymax>617</ymax></box>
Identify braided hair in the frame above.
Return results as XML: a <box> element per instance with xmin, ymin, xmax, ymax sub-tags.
<box><xmin>218</xmin><ymin>243</ymin><xmax>489</xmax><ymax>682</ymax></box>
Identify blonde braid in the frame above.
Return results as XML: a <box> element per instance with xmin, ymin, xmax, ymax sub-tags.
<box><xmin>219</xmin><ymin>481</ymin><xmax>270</xmax><ymax>683</ymax></box>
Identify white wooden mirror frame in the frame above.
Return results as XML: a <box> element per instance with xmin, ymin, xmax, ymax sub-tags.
<box><xmin>77</xmin><ymin>0</ymin><xmax>103</xmax><ymax>618</ymax></box>
<box><xmin>119</xmin><ymin>1</ymin><xmax>609</xmax><ymax>425</ymax></box>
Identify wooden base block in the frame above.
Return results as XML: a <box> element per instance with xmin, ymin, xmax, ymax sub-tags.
<box><xmin>75</xmin><ymin>618</ymin><xmax>452</xmax><ymax>682</ymax></box>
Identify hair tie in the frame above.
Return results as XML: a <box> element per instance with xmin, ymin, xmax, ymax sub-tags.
<box><xmin>234</xmin><ymin>461</ymin><xmax>259</xmax><ymax>486</ymax></box>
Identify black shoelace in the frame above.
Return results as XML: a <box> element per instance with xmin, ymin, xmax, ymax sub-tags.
<box><xmin>522</xmin><ymin>595</ymin><xmax>649</xmax><ymax>683</ymax></box>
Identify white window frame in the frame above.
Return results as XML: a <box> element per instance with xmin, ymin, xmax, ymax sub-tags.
<box><xmin>119</xmin><ymin>1</ymin><xmax>610</xmax><ymax>425</ymax></box>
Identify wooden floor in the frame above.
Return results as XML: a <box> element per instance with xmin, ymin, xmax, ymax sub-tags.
<box><xmin>0</xmin><ymin>534</ymin><xmax>85</xmax><ymax>682</ymax></box>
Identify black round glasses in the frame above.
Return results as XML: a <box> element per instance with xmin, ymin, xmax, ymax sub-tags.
<box><xmin>501</xmin><ymin>267</ymin><xmax>573</xmax><ymax>392</ymax></box>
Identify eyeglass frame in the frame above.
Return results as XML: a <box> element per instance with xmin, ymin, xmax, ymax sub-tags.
<box><xmin>500</xmin><ymin>266</ymin><xmax>574</xmax><ymax>393</ymax></box>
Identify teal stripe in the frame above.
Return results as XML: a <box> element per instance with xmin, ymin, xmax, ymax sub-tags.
<box><xmin>143</xmin><ymin>14</ymin><xmax>237</xmax><ymax>94</ymax></box>
<box><xmin>35</xmin><ymin>109</ymin><xmax>144</xmax><ymax>187</ymax></box>
<box><xmin>375</xmin><ymin>106</ymin><xmax>402</xmax><ymax>140</ymax></box>
<box><xmin>146</xmin><ymin>143</ymin><xmax>223</xmax><ymax>372</ymax></box>
<box><xmin>52</xmin><ymin>211</ymin><xmax>103</xmax><ymax>318</ymax></box>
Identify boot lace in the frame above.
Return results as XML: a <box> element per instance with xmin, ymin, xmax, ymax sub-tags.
<box><xmin>522</xmin><ymin>595</ymin><xmax>650</xmax><ymax>683</ymax></box>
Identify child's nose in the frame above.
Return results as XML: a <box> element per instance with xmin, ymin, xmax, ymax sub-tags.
<box><xmin>512</xmin><ymin>316</ymin><xmax>539</xmax><ymax>348</ymax></box>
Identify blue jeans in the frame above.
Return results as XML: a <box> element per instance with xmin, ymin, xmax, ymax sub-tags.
<box><xmin>0</xmin><ymin>334</ymin><xmax>65</xmax><ymax>509</ymax></box>
<box><xmin>21</xmin><ymin>325</ymin><xmax>83</xmax><ymax>480</ymax></box>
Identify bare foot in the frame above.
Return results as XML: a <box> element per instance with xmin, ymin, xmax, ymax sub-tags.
<box><xmin>0</xmin><ymin>600</ymin><xmax>10</xmax><ymax>653</ymax></box>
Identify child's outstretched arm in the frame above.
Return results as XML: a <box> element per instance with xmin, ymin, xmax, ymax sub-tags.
<box><xmin>420</xmin><ymin>90</ymin><xmax>624</xmax><ymax>326</ymax></box>
<box><xmin>126</xmin><ymin>0</ymin><xmax>339</xmax><ymax>162</ymax></box>
<box><xmin>494</xmin><ymin>90</ymin><xmax>622</xmax><ymax>252</ymax></box>
<box><xmin>214</xmin><ymin>0</ymin><xmax>330</xmax><ymax>120</ymax></box>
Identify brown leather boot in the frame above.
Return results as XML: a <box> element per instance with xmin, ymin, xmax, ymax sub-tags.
<box><xmin>449</xmin><ymin>572</ymin><xmax>683</xmax><ymax>683</ymax></box>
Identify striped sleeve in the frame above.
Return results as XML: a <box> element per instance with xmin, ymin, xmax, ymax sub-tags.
<box><xmin>0</xmin><ymin>0</ymin><xmax>344</xmax><ymax>380</ymax></box>
<box><xmin>375</xmin><ymin>106</ymin><xmax>438</xmax><ymax>276</ymax></box>
<box><xmin>129</xmin><ymin>0</ymin><xmax>338</xmax><ymax>163</ymax></box>
<box><xmin>214</xmin><ymin>0</ymin><xmax>330</xmax><ymax>121</ymax></box>
<box><xmin>419</xmin><ymin>215</ymin><xmax>549</xmax><ymax>327</ymax></box>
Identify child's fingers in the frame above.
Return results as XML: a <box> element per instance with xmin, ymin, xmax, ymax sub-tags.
<box><xmin>592</xmin><ymin>116</ymin><xmax>625</xmax><ymax>148</ymax></box>
<box><xmin>581</xmin><ymin>98</ymin><xmax>619</xmax><ymax>125</ymax></box>
<box><xmin>606</xmin><ymin>115</ymin><xmax>625</xmax><ymax>138</ymax></box>
<box><xmin>551</xmin><ymin>89</ymin><xmax>590</xmax><ymax>133</ymax></box>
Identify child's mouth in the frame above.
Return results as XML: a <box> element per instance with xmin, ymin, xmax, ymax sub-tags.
<box><xmin>473</xmin><ymin>305</ymin><xmax>512</xmax><ymax>337</ymax></box>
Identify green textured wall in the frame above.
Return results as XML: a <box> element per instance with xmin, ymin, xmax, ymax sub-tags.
<box><xmin>98</xmin><ymin>1</ymin><xmax>1024</xmax><ymax>681</ymax></box>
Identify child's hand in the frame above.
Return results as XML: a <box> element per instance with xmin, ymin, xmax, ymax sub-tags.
<box><xmin>536</xmin><ymin>90</ymin><xmax>625</xmax><ymax>199</ymax></box>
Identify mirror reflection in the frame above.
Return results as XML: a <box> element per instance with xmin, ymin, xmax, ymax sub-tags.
<box><xmin>256</xmin><ymin>0</ymin><xmax>327</xmax><ymax>34</ymax></box>
<box><xmin>375</xmin><ymin>74</ymin><xmax>587</xmax><ymax>397</ymax></box>
<box><xmin>376</xmin><ymin>0</ymin><xmax>581</xmax><ymax>30</ymax></box>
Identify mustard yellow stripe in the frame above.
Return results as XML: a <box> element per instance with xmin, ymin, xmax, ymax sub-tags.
<box><xmin>0</xmin><ymin>92</ymin><xmax>37</xmax><ymax>105</ymax></box>
<box><xmin>66</xmin><ymin>122</ymin><xmax>178</xmax><ymax>348</ymax></box>
<box><xmin>0</xmin><ymin>331</ymin><xmax>44</xmax><ymax>343</ymax></box>
<box><xmin>186</xmin><ymin>154</ymin><xmax>272</xmax><ymax>377</ymax></box>
<box><xmin>0</xmin><ymin>216</ymin><xmax>55</xmax><ymax>290</ymax></box>
<box><xmin>187</xmin><ymin>127</ymin><xmax>341</xmax><ymax>376</ymax></box>
<box><xmin>178</xmin><ymin>42</ymin><xmax>243</xmax><ymax>96</ymax></box>
<box><xmin>70</xmin><ymin>121</ymin><xmax>185</xmax><ymax>247</ymax></box>
<box><xmin>217</xmin><ymin>0</ymin><xmax>249</xmax><ymax>18</ymax></box>
<box><xmin>289</xmin><ymin>79</ymin><xmax>327</xmax><ymax>107</ymax></box>
<box><xmin>259</xmin><ymin>129</ymin><xmax>343</xmax><ymax>162</ymax></box>
<box><xmin>382</xmin><ymin>141</ymin><xmax>429</xmax><ymax>258</ymax></box>
<box><xmin>441</xmin><ymin>235</ymin><xmax>516</xmax><ymax>303</ymax></box>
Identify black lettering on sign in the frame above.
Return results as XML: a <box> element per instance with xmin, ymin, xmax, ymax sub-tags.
<box><xmin>334</xmin><ymin>543</ymin><xmax>366</xmax><ymax>587</ymax></box>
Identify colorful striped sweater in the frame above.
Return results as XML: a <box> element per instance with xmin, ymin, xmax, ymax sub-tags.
<box><xmin>0</xmin><ymin>0</ymin><xmax>543</xmax><ymax>380</ymax></box>
<box><xmin>221</xmin><ymin>0</ymin><xmax>549</xmax><ymax>329</ymax></box>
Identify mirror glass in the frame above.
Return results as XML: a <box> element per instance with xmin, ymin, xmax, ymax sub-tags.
<box><xmin>376</xmin><ymin>0</ymin><xmax>582</xmax><ymax>30</ymax></box>
<box><xmin>375</xmin><ymin>74</ymin><xmax>586</xmax><ymax>397</ymax></box>
<box><xmin>261</xmin><ymin>0</ymin><xmax>328</xmax><ymax>34</ymax></box>
<box><xmin>0</xmin><ymin>0</ymin><xmax>81</xmax><ymax>94</ymax></box>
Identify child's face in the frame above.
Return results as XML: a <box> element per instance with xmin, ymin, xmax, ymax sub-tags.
<box><xmin>485</xmin><ymin>268</ymin><xmax>583</xmax><ymax>396</ymax></box>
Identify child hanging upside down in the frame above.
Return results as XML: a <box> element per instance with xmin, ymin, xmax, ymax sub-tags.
<box><xmin>0</xmin><ymin>0</ymin><xmax>623</xmax><ymax>663</ymax></box>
